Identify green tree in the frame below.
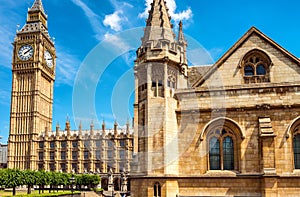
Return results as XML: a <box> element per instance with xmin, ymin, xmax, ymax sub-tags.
<box><xmin>36</xmin><ymin>170</ymin><xmax>51</xmax><ymax>194</ymax></box>
<box><xmin>0</xmin><ymin>169</ymin><xmax>6</xmax><ymax>188</ymax></box>
<box><xmin>89</xmin><ymin>174</ymin><xmax>100</xmax><ymax>188</ymax></box>
<box><xmin>75</xmin><ymin>174</ymin><xmax>100</xmax><ymax>189</ymax></box>
<box><xmin>75</xmin><ymin>174</ymin><xmax>83</xmax><ymax>190</ymax></box>
<box><xmin>48</xmin><ymin>171</ymin><xmax>59</xmax><ymax>193</ymax></box>
<box><xmin>23</xmin><ymin>169</ymin><xmax>37</xmax><ymax>194</ymax></box>
<box><xmin>3</xmin><ymin>169</ymin><xmax>24</xmax><ymax>196</ymax></box>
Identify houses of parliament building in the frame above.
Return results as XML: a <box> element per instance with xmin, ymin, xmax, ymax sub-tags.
<box><xmin>7</xmin><ymin>0</ymin><xmax>133</xmax><ymax>176</ymax></box>
<box><xmin>7</xmin><ymin>0</ymin><xmax>300</xmax><ymax>196</ymax></box>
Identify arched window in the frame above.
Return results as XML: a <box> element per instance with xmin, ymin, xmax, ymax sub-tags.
<box><xmin>154</xmin><ymin>182</ymin><xmax>161</xmax><ymax>197</ymax></box>
<box><xmin>293</xmin><ymin>134</ymin><xmax>300</xmax><ymax>169</ymax></box>
<box><xmin>244</xmin><ymin>65</ymin><xmax>254</xmax><ymax>76</ymax></box>
<box><xmin>241</xmin><ymin>49</ymin><xmax>271</xmax><ymax>83</ymax></box>
<box><xmin>223</xmin><ymin>136</ymin><xmax>234</xmax><ymax>170</ymax></box>
<box><xmin>208</xmin><ymin>129</ymin><xmax>236</xmax><ymax>170</ymax></box>
<box><xmin>256</xmin><ymin>64</ymin><xmax>266</xmax><ymax>75</ymax></box>
<box><xmin>209</xmin><ymin>137</ymin><xmax>220</xmax><ymax>170</ymax></box>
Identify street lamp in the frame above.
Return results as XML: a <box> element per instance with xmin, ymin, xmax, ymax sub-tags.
<box><xmin>70</xmin><ymin>175</ymin><xmax>75</xmax><ymax>196</ymax></box>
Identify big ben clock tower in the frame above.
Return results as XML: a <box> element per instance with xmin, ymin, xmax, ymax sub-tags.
<box><xmin>8</xmin><ymin>0</ymin><xmax>56</xmax><ymax>170</ymax></box>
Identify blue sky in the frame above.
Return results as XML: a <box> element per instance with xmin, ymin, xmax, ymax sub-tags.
<box><xmin>0</xmin><ymin>0</ymin><xmax>300</xmax><ymax>144</ymax></box>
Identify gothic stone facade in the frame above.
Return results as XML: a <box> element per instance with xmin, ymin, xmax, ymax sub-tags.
<box><xmin>130</xmin><ymin>0</ymin><xmax>300</xmax><ymax>197</ymax></box>
<box><xmin>7</xmin><ymin>0</ymin><xmax>134</xmax><ymax>176</ymax></box>
<box><xmin>37</xmin><ymin>121</ymin><xmax>133</xmax><ymax>175</ymax></box>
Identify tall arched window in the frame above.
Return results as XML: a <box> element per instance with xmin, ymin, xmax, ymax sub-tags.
<box><xmin>208</xmin><ymin>129</ymin><xmax>236</xmax><ymax>170</ymax></box>
<box><xmin>209</xmin><ymin>137</ymin><xmax>220</xmax><ymax>170</ymax></box>
<box><xmin>241</xmin><ymin>49</ymin><xmax>271</xmax><ymax>83</ymax></box>
<box><xmin>223</xmin><ymin>136</ymin><xmax>234</xmax><ymax>170</ymax></box>
<box><xmin>154</xmin><ymin>182</ymin><xmax>161</xmax><ymax>197</ymax></box>
<box><xmin>293</xmin><ymin>134</ymin><xmax>300</xmax><ymax>169</ymax></box>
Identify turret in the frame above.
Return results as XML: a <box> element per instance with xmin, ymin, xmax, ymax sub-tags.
<box><xmin>133</xmin><ymin>0</ymin><xmax>187</xmax><ymax>176</ymax></box>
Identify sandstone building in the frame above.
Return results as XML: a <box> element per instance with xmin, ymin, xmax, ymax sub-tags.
<box><xmin>7</xmin><ymin>0</ymin><xmax>133</xmax><ymax>181</ymax></box>
<box><xmin>130</xmin><ymin>0</ymin><xmax>300</xmax><ymax>197</ymax></box>
<box><xmin>7</xmin><ymin>0</ymin><xmax>300</xmax><ymax>196</ymax></box>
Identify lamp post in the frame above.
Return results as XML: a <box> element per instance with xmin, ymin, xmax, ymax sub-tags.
<box><xmin>70</xmin><ymin>175</ymin><xmax>75</xmax><ymax>196</ymax></box>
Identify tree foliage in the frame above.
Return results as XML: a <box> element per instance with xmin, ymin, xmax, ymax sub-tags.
<box><xmin>0</xmin><ymin>169</ymin><xmax>101</xmax><ymax>196</ymax></box>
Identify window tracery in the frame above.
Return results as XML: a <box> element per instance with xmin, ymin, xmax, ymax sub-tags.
<box><xmin>208</xmin><ymin>128</ymin><xmax>236</xmax><ymax>171</ymax></box>
<box><xmin>241</xmin><ymin>50</ymin><xmax>271</xmax><ymax>83</ymax></box>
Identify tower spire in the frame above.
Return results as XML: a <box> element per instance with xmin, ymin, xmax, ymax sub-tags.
<box><xmin>178</xmin><ymin>21</ymin><xmax>188</xmax><ymax>66</ymax></box>
<box><xmin>142</xmin><ymin>0</ymin><xmax>175</xmax><ymax>45</ymax></box>
<box><xmin>178</xmin><ymin>21</ymin><xmax>186</xmax><ymax>45</ymax></box>
<box><xmin>29</xmin><ymin>0</ymin><xmax>45</xmax><ymax>14</ymax></box>
<box><xmin>18</xmin><ymin>0</ymin><xmax>50</xmax><ymax>38</ymax></box>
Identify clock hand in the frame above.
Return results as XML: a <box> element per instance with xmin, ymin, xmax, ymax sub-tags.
<box><xmin>23</xmin><ymin>49</ymin><xmax>32</xmax><ymax>55</ymax></box>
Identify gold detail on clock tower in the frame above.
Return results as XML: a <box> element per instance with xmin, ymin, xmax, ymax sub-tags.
<box><xmin>8</xmin><ymin>0</ymin><xmax>56</xmax><ymax>170</ymax></box>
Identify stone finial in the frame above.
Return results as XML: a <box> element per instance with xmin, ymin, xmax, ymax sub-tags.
<box><xmin>56</xmin><ymin>123</ymin><xmax>60</xmax><ymax>136</ymax></box>
<box><xmin>78</xmin><ymin>122</ymin><xmax>82</xmax><ymax>138</ymax></box>
<box><xmin>102</xmin><ymin>120</ymin><xmax>106</xmax><ymax>135</ymax></box>
<box><xmin>65</xmin><ymin>118</ymin><xmax>71</xmax><ymax>136</ymax></box>
<box><xmin>114</xmin><ymin>120</ymin><xmax>118</xmax><ymax>136</ymax></box>
<box><xmin>126</xmin><ymin>119</ymin><xmax>130</xmax><ymax>134</ymax></box>
<box><xmin>79</xmin><ymin>121</ymin><xmax>82</xmax><ymax>131</ymax></box>
<box><xmin>45</xmin><ymin>126</ymin><xmax>48</xmax><ymax>137</ymax></box>
<box><xmin>178</xmin><ymin>21</ymin><xmax>186</xmax><ymax>44</ymax></box>
<box><xmin>90</xmin><ymin>121</ymin><xmax>94</xmax><ymax>137</ymax></box>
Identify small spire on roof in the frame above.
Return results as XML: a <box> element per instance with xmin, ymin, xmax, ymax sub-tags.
<box><xmin>79</xmin><ymin>121</ymin><xmax>82</xmax><ymax>131</ymax></box>
<box><xmin>29</xmin><ymin>0</ymin><xmax>45</xmax><ymax>14</ymax></box>
<box><xmin>142</xmin><ymin>0</ymin><xmax>175</xmax><ymax>44</ymax></box>
<box><xmin>178</xmin><ymin>21</ymin><xmax>187</xmax><ymax>45</ymax></box>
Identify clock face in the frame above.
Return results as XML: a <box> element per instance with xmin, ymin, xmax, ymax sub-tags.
<box><xmin>44</xmin><ymin>50</ymin><xmax>53</xmax><ymax>67</ymax></box>
<box><xmin>18</xmin><ymin>45</ymin><xmax>34</xmax><ymax>61</ymax></box>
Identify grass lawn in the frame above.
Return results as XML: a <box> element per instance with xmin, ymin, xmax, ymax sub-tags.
<box><xmin>0</xmin><ymin>190</ymin><xmax>39</xmax><ymax>196</ymax></box>
<box><xmin>0</xmin><ymin>190</ymin><xmax>80</xmax><ymax>196</ymax></box>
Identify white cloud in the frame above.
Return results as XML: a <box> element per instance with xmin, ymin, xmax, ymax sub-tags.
<box><xmin>139</xmin><ymin>0</ymin><xmax>193</xmax><ymax>22</ymax></box>
<box><xmin>103</xmin><ymin>33</ymin><xmax>131</xmax><ymax>52</ymax></box>
<box><xmin>103</xmin><ymin>0</ymin><xmax>132</xmax><ymax>32</ymax></box>
<box><xmin>171</xmin><ymin>8</ymin><xmax>192</xmax><ymax>21</ymax></box>
<box><xmin>103</xmin><ymin>11</ymin><xmax>124</xmax><ymax>32</ymax></box>
<box><xmin>70</xmin><ymin>0</ymin><xmax>104</xmax><ymax>41</ymax></box>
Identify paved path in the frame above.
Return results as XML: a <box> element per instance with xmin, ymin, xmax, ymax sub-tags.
<box><xmin>81</xmin><ymin>191</ymin><xmax>100</xmax><ymax>197</ymax></box>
